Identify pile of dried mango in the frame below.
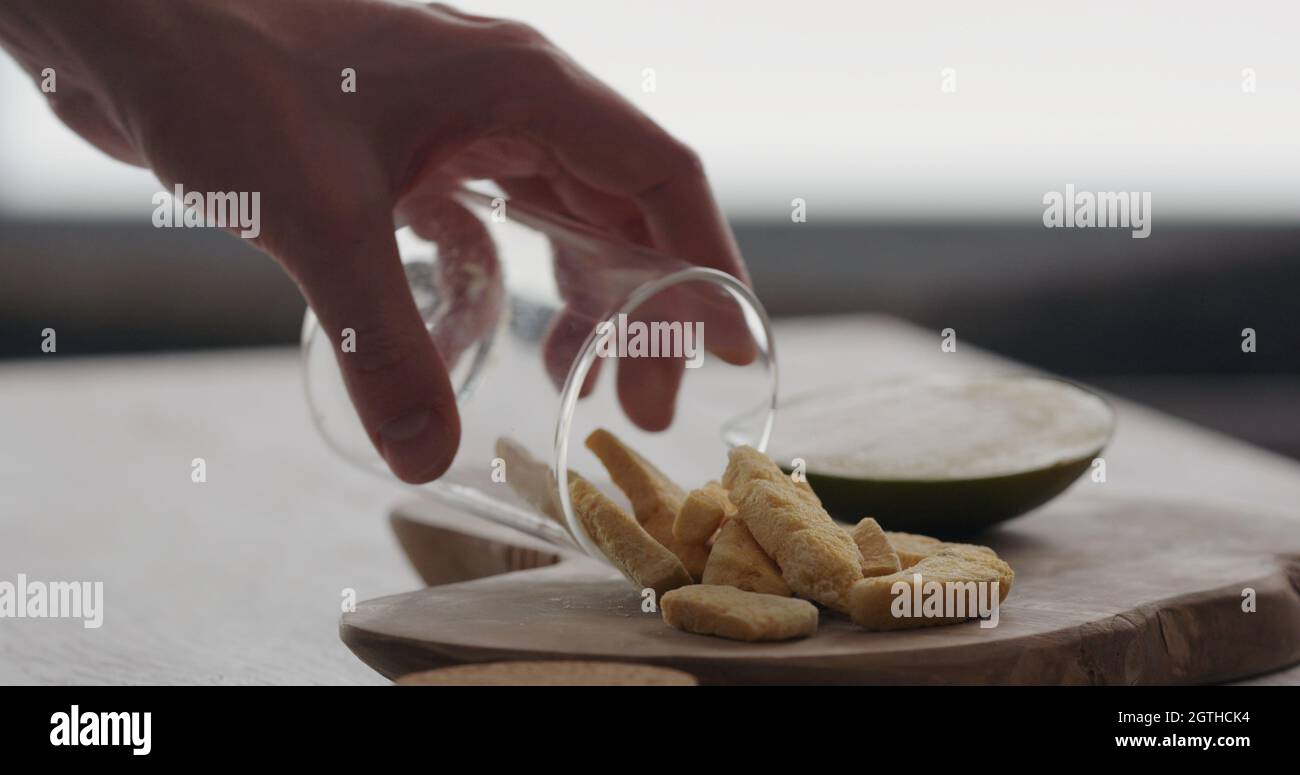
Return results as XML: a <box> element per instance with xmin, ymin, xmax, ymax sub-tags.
<box><xmin>506</xmin><ymin>429</ymin><xmax>1014</xmax><ymax>642</ymax></box>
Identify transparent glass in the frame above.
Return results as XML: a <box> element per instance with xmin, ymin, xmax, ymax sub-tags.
<box><xmin>301</xmin><ymin>189</ymin><xmax>777</xmax><ymax>559</ymax></box>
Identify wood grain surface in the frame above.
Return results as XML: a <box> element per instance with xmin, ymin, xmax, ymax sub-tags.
<box><xmin>3</xmin><ymin>315</ymin><xmax>1300</xmax><ymax>684</ymax></box>
<box><xmin>348</xmin><ymin>495</ymin><xmax>1300</xmax><ymax>685</ymax></box>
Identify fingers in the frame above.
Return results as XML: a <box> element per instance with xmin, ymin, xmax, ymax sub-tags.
<box><xmin>498</xmin><ymin>176</ymin><xmax>696</xmax><ymax>427</ymax></box>
<box><xmin>395</xmin><ymin>193</ymin><xmax>505</xmax><ymax>372</ymax></box>
<box><xmin>522</xmin><ymin>76</ymin><xmax>759</xmax><ymax>365</ymax></box>
<box><xmin>617</xmin><ymin>353</ymin><xmax>686</xmax><ymax>431</ymax></box>
<box><xmin>542</xmin><ymin>306</ymin><xmax>603</xmax><ymax>397</ymax></box>
<box><xmin>527</xmin><ymin>79</ymin><xmax>743</xmax><ymax>275</ymax></box>
<box><xmin>496</xmin><ymin>175</ymin><xmax>567</xmax><ymax>215</ymax></box>
<box><xmin>497</xmin><ymin>178</ymin><xmax>605</xmax><ymax>397</ymax></box>
<box><xmin>547</xmin><ymin>172</ymin><xmax>649</xmax><ymax>245</ymax></box>
<box><xmin>614</xmin><ymin>295</ymin><xmax>687</xmax><ymax>431</ymax></box>
<box><xmin>287</xmin><ymin>211</ymin><xmax>461</xmax><ymax>484</ymax></box>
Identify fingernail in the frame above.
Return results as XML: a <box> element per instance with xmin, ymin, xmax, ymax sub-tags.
<box><xmin>380</xmin><ymin>410</ymin><xmax>431</xmax><ymax>443</ymax></box>
<box><xmin>379</xmin><ymin>410</ymin><xmax>451</xmax><ymax>482</ymax></box>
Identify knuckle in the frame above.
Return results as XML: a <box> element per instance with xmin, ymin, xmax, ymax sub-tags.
<box><xmin>638</xmin><ymin>142</ymin><xmax>707</xmax><ymax>202</ymax></box>
<box><xmin>486</xmin><ymin>19</ymin><xmax>548</xmax><ymax>47</ymax></box>
<box><xmin>502</xmin><ymin>39</ymin><xmax>566</xmax><ymax>83</ymax></box>
<box><xmin>483</xmin><ymin>47</ymin><xmax>572</xmax><ymax>126</ymax></box>
<box><xmin>663</xmin><ymin>142</ymin><xmax>705</xmax><ymax>180</ymax></box>
<box><xmin>342</xmin><ymin>322</ymin><xmax>423</xmax><ymax>376</ymax></box>
<box><xmin>483</xmin><ymin>21</ymin><xmax>568</xmax><ymax>83</ymax></box>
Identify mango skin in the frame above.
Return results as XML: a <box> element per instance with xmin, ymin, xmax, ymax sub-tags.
<box><xmin>790</xmin><ymin>449</ymin><xmax>1101</xmax><ymax>538</ymax></box>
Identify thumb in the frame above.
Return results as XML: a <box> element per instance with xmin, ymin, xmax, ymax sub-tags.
<box><xmin>288</xmin><ymin>212</ymin><xmax>461</xmax><ymax>484</ymax></box>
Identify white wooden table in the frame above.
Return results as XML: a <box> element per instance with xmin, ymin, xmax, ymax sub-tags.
<box><xmin>2</xmin><ymin>315</ymin><xmax>1297</xmax><ymax>684</ymax></box>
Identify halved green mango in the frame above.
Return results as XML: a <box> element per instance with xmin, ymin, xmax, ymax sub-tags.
<box><xmin>771</xmin><ymin>374</ymin><xmax>1115</xmax><ymax>537</ymax></box>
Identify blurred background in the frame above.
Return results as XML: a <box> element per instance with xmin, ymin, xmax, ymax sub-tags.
<box><xmin>2</xmin><ymin>0</ymin><xmax>1297</xmax><ymax>457</ymax></box>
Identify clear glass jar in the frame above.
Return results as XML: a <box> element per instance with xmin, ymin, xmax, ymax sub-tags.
<box><xmin>301</xmin><ymin>189</ymin><xmax>776</xmax><ymax>559</ymax></box>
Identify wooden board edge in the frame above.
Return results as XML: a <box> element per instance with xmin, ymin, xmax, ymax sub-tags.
<box><xmin>341</xmin><ymin>556</ymin><xmax>1300</xmax><ymax>685</ymax></box>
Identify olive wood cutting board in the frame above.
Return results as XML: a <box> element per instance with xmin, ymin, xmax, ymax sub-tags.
<box><xmin>341</xmin><ymin>494</ymin><xmax>1300</xmax><ymax>684</ymax></box>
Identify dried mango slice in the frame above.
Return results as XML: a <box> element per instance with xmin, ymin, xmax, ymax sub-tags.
<box><xmin>662</xmin><ymin>584</ymin><xmax>819</xmax><ymax>642</ymax></box>
<box><xmin>722</xmin><ymin>445</ymin><xmax>821</xmax><ymax>506</ymax></box>
<box><xmin>585</xmin><ymin>429</ymin><xmax>710</xmax><ymax>578</ymax></box>
<box><xmin>849</xmin><ymin>518</ymin><xmax>902</xmax><ymax>577</ymax></box>
<box><xmin>732</xmin><ymin>478</ymin><xmax>864</xmax><ymax>614</ymax></box>
<box><xmin>569</xmin><ymin>475</ymin><xmax>692</xmax><ymax>596</ymax></box>
<box><xmin>886</xmin><ymin>530</ymin><xmax>997</xmax><ymax>569</ymax></box>
<box><xmin>701</xmin><ymin>518</ymin><xmax>791</xmax><ymax>597</ymax></box>
<box><xmin>674</xmin><ymin>481</ymin><xmax>734</xmax><ymax>544</ymax></box>
<box><xmin>848</xmin><ymin>547</ymin><xmax>1014</xmax><ymax>631</ymax></box>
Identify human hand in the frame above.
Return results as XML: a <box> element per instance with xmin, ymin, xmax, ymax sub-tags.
<box><xmin>0</xmin><ymin>0</ymin><xmax>756</xmax><ymax>483</ymax></box>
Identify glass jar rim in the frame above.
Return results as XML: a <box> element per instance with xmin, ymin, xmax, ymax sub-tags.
<box><xmin>552</xmin><ymin>265</ymin><xmax>778</xmax><ymax>560</ymax></box>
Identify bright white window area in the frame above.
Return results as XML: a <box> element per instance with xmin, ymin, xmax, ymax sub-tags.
<box><xmin>2</xmin><ymin>0</ymin><xmax>1298</xmax><ymax>220</ymax></box>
